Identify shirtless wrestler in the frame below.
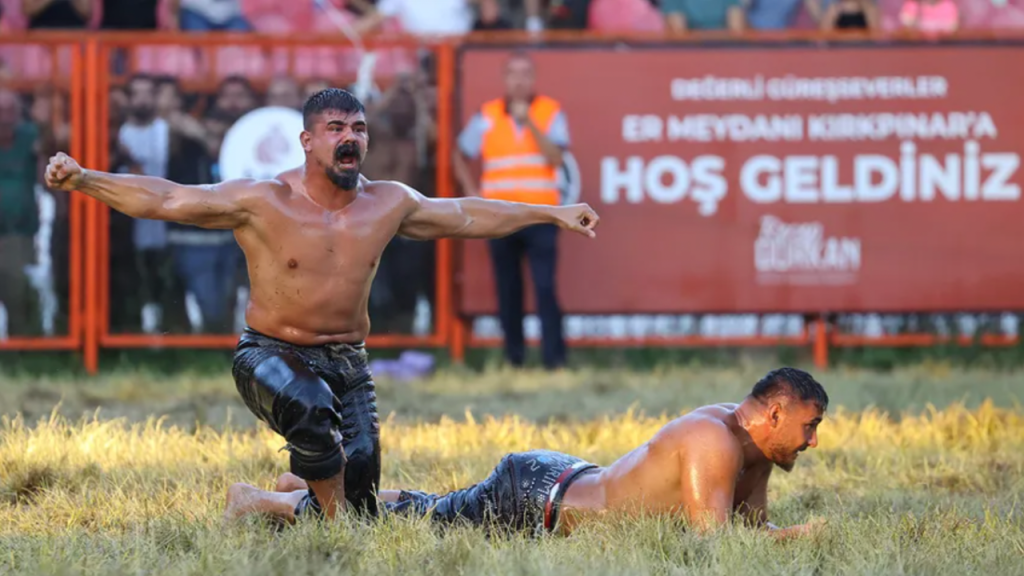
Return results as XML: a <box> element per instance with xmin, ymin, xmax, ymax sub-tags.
<box><xmin>43</xmin><ymin>88</ymin><xmax>600</xmax><ymax>521</ymax></box>
<box><xmin>224</xmin><ymin>367</ymin><xmax>828</xmax><ymax>539</ymax></box>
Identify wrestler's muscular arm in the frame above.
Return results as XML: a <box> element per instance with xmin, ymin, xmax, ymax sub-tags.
<box><xmin>680</xmin><ymin>424</ymin><xmax>822</xmax><ymax>540</ymax></box>
<box><xmin>678</xmin><ymin>422</ymin><xmax>743</xmax><ymax>534</ymax></box>
<box><xmin>44</xmin><ymin>152</ymin><xmax>258</xmax><ymax>229</ymax></box>
<box><xmin>393</xmin><ymin>182</ymin><xmax>600</xmax><ymax>240</ymax></box>
<box><xmin>736</xmin><ymin>463</ymin><xmax>824</xmax><ymax>541</ymax></box>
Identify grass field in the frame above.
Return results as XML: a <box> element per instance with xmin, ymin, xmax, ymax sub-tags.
<box><xmin>2</xmin><ymin>364</ymin><xmax>1024</xmax><ymax>575</ymax></box>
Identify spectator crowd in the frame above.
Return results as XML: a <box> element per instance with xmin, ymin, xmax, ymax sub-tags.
<box><xmin>0</xmin><ymin>57</ymin><xmax>438</xmax><ymax>338</ymax></box>
<box><xmin>3</xmin><ymin>0</ymin><xmax>1024</xmax><ymax>36</ymax></box>
<box><xmin>2</xmin><ymin>0</ymin><xmax>1024</xmax><ymax>344</ymax></box>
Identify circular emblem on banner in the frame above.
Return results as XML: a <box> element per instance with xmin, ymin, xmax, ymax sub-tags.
<box><xmin>220</xmin><ymin>107</ymin><xmax>305</xmax><ymax>181</ymax></box>
<box><xmin>558</xmin><ymin>151</ymin><xmax>582</xmax><ymax>205</ymax></box>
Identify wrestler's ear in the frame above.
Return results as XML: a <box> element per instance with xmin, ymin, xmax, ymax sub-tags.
<box><xmin>301</xmin><ymin>129</ymin><xmax>312</xmax><ymax>153</ymax></box>
<box><xmin>768</xmin><ymin>403</ymin><xmax>783</xmax><ymax>428</ymax></box>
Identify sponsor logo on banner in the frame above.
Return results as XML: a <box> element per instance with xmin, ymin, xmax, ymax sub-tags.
<box><xmin>754</xmin><ymin>215</ymin><xmax>861</xmax><ymax>286</ymax></box>
<box><xmin>221</xmin><ymin>107</ymin><xmax>305</xmax><ymax>181</ymax></box>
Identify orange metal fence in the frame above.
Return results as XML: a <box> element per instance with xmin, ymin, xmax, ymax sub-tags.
<box><xmin>0</xmin><ymin>38</ymin><xmax>83</xmax><ymax>354</ymax></box>
<box><xmin>2</xmin><ymin>31</ymin><xmax>1024</xmax><ymax>374</ymax></box>
<box><xmin>86</xmin><ymin>35</ymin><xmax>455</xmax><ymax>374</ymax></box>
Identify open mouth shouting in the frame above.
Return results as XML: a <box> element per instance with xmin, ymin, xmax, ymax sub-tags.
<box><xmin>335</xmin><ymin>143</ymin><xmax>360</xmax><ymax>170</ymax></box>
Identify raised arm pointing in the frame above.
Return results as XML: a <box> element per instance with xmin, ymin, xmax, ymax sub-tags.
<box><xmin>395</xmin><ymin>182</ymin><xmax>600</xmax><ymax>241</ymax></box>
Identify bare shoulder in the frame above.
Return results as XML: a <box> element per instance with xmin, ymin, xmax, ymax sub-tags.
<box><xmin>362</xmin><ymin>177</ymin><xmax>419</xmax><ymax>199</ymax></box>
<box><xmin>211</xmin><ymin>171</ymin><xmax>306</xmax><ymax>214</ymax></box>
<box><xmin>680</xmin><ymin>414</ymin><xmax>739</xmax><ymax>446</ymax></box>
<box><xmin>361</xmin><ymin>177</ymin><xmax>425</xmax><ymax>211</ymax></box>
<box><xmin>263</xmin><ymin>168</ymin><xmax>304</xmax><ymax>196</ymax></box>
<box><xmin>208</xmin><ymin>174</ymin><xmax>291</xmax><ymax>200</ymax></box>
<box><xmin>667</xmin><ymin>410</ymin><xmax>743</xmax><ymax>464</ymax></box>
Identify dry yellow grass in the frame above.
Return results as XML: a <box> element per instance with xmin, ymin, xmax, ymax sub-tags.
<box><xmin>1</xmin><ymin>402</ymin><xmax>1023</xmax><ymax>574</ymax></box>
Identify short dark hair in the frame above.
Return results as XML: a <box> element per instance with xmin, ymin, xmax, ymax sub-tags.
<box><xmin>750</xmin><ymin>367</ymin><xmax>829</xmax><ymax>411</ymax></box>
<box><xmin>302</xmin><ymin>88</ymin><xmax>365</xmax><ymax>129</ymax></box>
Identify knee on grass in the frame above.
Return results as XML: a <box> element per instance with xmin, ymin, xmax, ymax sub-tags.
<box><xmin>272</xmin><ymin>378</ymin><xmax>347</xmax><ymax>482</ymax></box>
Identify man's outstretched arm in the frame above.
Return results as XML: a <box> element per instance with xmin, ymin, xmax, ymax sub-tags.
<box><xmin>45</xmin><ymin>152</ymin><xmax>259</xmax><ymax>230</ymax></box>
<box><xmin>396</xmin><ymin>183</ymin><xmax>599</xmax><ymax>241</ymax></box>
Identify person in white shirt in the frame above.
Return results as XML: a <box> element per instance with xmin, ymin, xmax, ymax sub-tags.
<box><xmin>118</xmin><ymin>74</ymin><xmax>172</xmax><ymax>334</ymax></box>
<box><xmin>353</xmin><ymin>0</ymin><xmax>479</xmax><ymax>36</ymax></box>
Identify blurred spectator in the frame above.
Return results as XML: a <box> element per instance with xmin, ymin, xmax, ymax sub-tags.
<box><xmin>353</xmin><ymin>0</ymin><xmax>478</xmax><ymax>35</ymax></box>
<box><xmin>214</xmin><ymin>75</ymin><xmax>257</xmax><ymax>121</ymax></box>
<box><xmin>30</xmin><ymin>87</ymin><xmax>72</xmax><ymax>331</ymax></box>
<box><xmin>660</xmin><ymin>0</ymin><xmax>747</xmax><ymax>32</ymax></box>
<box><xmin>746</xmin><ymin>0</ymin><xmax>812</xmax><ymax>29</ymax></box>
<box><xmin>412</xmin><ymin>59</ymin><xmax>438</xmax><ymax>169</ymax></box>
<box><xmin>364</xmin><ymin>76</ymin><xmax>431</xmax><ymax>334</ymax></box>
<box><xmin>339</xmin><ymin>0</ymin><xmax>371</xmax><ymax>17</ymax></box>
<box><xmin>549</xmin><ymin>0</ymin><xmax>591</xmax><ymax>29</ymax></box>
<box><xmin>164</xmin><ymin>105</ymin><xmax>240</xmax><ymax>334</ymax></box>
<box><xmin>302</xmin><ymin>78</ymin><xmax>331</xmax><ymax>102</ymax></box>
<box><xmin>820</xmin><ymin>0</ymin><xmax>880</xmax><ymax>30</ymax></box>
<box><xmin>155</xmin><ymin>76</ymin><xmax>182</xmax><ymax>118</ymax></box>
<box><xmin>200</xmin><ymin>108</ymin><xmax>231</xmax><ymax>177</ymax></box>
<box><xmin>587</xmin><ymin>0</ymin><xmax>663</xmax><ymax>31</ymax></box>
<box><xmin>119</xmin><ymin>74</ymin><xmax>172</xmax><ymax>334</ymax></box>
<box><xmin>100</xmin><ymin>0</ymin><xmax>159</xmax><ymax>28</ymax></box>
<box><xmin>107</xmin><ymin>85</ymin><xmax>130</xmax><ymax>169</ymax></box>
<box><xmin>107</xmin><ymin>84</ymin><xmax>135</xmax><ymax>332</ymax></box>
<box><xmin>156</xmin><ymin>76</ymin><xmax>207</xmax><ymax>142</ymax></box>
<box><xmin>899</xmin><ymin>0</ymin><xmax>959</xmax><ymax>33</ymax></box>
<box><xmin>266</xmin><ymin>76</ymin><xmax>302</xmax><ymax>110</ymax></box>
<box><xmin>22</xmin><ymin>0</ymin><xmax>91</xmax><ymax>28</ymax></box>
<box><xmin>201</xmin><ymin>108</ymin><xmax>249</xmax><ymax>320</ymax></box>
<box><xmin>454</xmin><ymin>52</ymin><xmax>569</xmax><ymax>370</ymax></box>
<box><xmin>179</xmin><ymin>0</ymin><xmax>250</xmax><ymax>31</ymax></box>
<box><xmin>30</xmin><ymin>87</ymin><xmax>70</xmax><ymax>179</ymax></box>
<box><xmin>524</xmin><ymin>0</ymin><xmax>545</xmax><ymax>31</ymax></box>
<box><xmin>0</xmin><ymin>88</ymin><xmax>40</xmax><ymax>337</ymax></box>
<box><xmin>475</xmin><ymin>0</ymin><xmax>513</xmax><ymax>29</ymax></box>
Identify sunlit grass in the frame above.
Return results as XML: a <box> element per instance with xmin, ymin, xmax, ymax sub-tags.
<box><xmin>2</xmin><ymin>391</ymin><xmax>1024</xmax><ymax>574</ymax></box>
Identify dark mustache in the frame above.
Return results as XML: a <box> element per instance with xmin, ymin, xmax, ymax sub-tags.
<box><xmin>335</xmin><ymin>144</ymin><xmax>359</xmax><ymax>160</ymax></box>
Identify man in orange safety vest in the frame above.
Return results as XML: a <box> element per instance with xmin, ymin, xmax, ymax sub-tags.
<box><xmin>454</xmin><ymin>51</ymin><xmax>570</xmax><ymax>370</ymax></box>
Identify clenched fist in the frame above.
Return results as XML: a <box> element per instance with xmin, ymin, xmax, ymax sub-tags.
<box><xmin>552</xmin><ymin>203</ymin><xmax>601</xmax><ymax>238</ymax></box>
<box><xmin>45</xmin><ymin>152</ymin><xmax>85</xmax><ymax>191</ymax></box>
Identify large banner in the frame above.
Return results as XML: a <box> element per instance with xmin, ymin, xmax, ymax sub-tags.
<box><xmin>456</xmin><ymin>44</ymin><xmax>1024</xmax><ymax>315</ymax></box>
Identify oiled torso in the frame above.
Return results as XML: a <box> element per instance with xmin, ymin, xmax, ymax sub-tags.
<box><xmin>235</xmin><ymin>171</ymin><xmax>410</xmax><ymax>345</ymax></box>
<box><xmin>559</xmin><ymin>404</ymin><xmax>771</xmax><ymax>534</ymax></box>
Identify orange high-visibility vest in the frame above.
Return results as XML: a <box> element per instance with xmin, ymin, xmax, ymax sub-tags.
<box><xmin>479</xmin><ymin>95</ymin><xmax>561</xmax><ymax>206</ymax></box>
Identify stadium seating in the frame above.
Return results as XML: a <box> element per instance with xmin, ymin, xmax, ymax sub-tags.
<box><xmin>3</xmin><ymin>0</ymin><xmax>1024</xmax><ymax>86</ymax></box>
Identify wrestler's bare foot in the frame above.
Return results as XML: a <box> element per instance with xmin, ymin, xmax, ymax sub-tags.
<box><xmin>224</xmin><ymin>482</ymin><xmax>305</xmax><ymax>525</ymax></box>
<box><xmin>276</xmin><ymin>472</ymin><xmax>309</xmax><ymax>493</ymax></box>
<box><xmin>224</xmin><ymin>483</ymin><xmax>264</xmax><ymax>523</ymax></box>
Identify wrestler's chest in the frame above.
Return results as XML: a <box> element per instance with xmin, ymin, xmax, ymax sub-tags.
<box><xmin>251</xmin><ymin>220</ymin><xmax>398</xmax><ymax>274</ymax></box>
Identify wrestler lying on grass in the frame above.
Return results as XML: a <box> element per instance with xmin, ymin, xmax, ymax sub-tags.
<box><xmin>225</xmin><ymin>367</ymin><xmax>828</xmax><ymax>539</ymax></box>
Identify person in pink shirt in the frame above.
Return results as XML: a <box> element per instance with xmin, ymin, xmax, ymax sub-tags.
<box><xmin>588</xmin><ymin>0</ymin><xmax>664</xmax><ymax>32</ymax></box>
<box><xmin>899</xmin><ymin>0</ymin><xmax>959</xmax><ymax>34</ymax></box>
